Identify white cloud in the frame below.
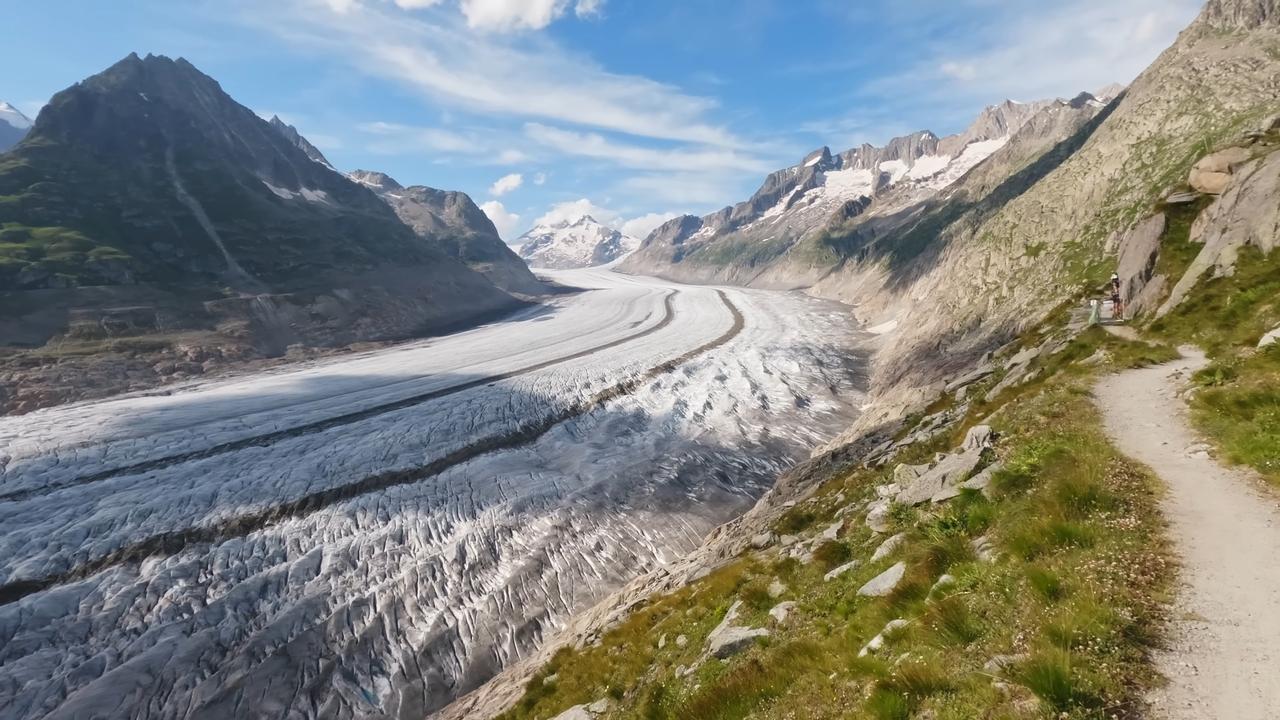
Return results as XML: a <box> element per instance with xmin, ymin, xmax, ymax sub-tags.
<box><xmin>574</xmin><ymin>0</ymin><xmax>604</xmax><ymax>19</ymax></box>
<box><xmin>533</xmin><ymin>172</ymin><xmax>548</xmax><ymax>185</ymax></box>
<box><xmin>393</xmin><ymin>0</ymin><xmax>445</xmax><ymax>7</ymax></box>
<box><xmin>534</xmin><ymin>198</ymin><xmax>618</xmax><ymax>227</ymax></box>
<box><xmin>479</xmin><ymin>200</ymin><xmax>522</xmax><ymax>240</ymax></box>
<box><xmin>616</xmin><ymin>174</ymin><xmax>738</xmax><ymax>206</ymax></box>
<box><xmin>939</xmin><ymin>62</ymin><xmax>976</xmax><ymax>81</ymax></box>
<box><xmin>249</xmin><ymin>0</ymin><xmax>740</xmax><ymax>147</ymax></box>
<box><xmin>489</xmin><ymin>172</ymin><xmax>524</xmax><ymax>196</ymax></box>
<box><xmin>524</xmin><ymin>123</ymin><xmax>770</xmax><ymax>173</ymax></box>
<box><xmin>460</xmin><ymin>0</ymin><xmax>566</xmax><ymax>32</ymax></box>
<box><xmin>620</xmin><ymin>212</ymin><xmax>679</xmax><ymax>239</ymax></box>
<box><xmin>880</xmin><ymin>0</ymin><xmax>1201</xmax><ymax>106</ymax></box>
<box><xmin>496</xmin><ymin>149</ymin><xmax>530</xmax><ymax>164</ymax></box>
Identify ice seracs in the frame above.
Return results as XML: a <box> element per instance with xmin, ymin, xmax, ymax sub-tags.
<box><xmin>518</xmin><ymin>215</ymin><xmax>640</xmax><ymax>269</ymax></box>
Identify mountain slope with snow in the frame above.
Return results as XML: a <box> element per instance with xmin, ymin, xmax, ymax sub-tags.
<box><xmin>518</xmin><ymin>215</ymin><xmax>639</xmax><ymax>269</ymax></box>
<box><xmin>0</xmin><ymin>101</ymin><xmax>31</xmax><ymax>152</ymax></box>
<box><xmin>618</xmin><ymin>95</ymin><xmax>1107</xmax><ymax>288</ymax></box>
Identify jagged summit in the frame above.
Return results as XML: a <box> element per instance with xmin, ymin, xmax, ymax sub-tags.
<box><xmin>518</xmin><ymin>214</ymin><xmax>639</xmax><ymax>269</ymax></box>
<box><xmin>349</xmin><ymin>169</ymin><xmax>405</xmax><ymax>193</ymax></box>
<box><xmin>268</xmin><ymin>115</ymin><xmax>333</xmax><ymax>168</ymax></box>
<box><xmin>1202</xmin><ymin>0</ymin><xmax>1278</xmax><ymax>29</ymax></box>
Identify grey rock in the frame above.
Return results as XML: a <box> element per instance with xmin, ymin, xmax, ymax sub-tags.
<box><xmin>1188</xmin><ymin>146</ymin><xmax>1252</xmax><ymax>195</ymax></box>
<box><xmin>1162</xmin><ymin>150</ymin><xmax>1280</xmax><ymax>315</ymax></box>
<box><xmin>751</xmin><ymin>532</ymin><xmax>777</xmax><ymax>549</ymax></box>
<box><xmin>898</xmin><ymin>449</ymin><xmax>984</xmax><ymax>506</ymax></box>
<box><xmin>821</xmin><ymin>520</ymin><xmax>844</xmax><ymax>541</ymax></box>
<box><xmin>1115</xmin><ymin>213</ymin><xmax>1167</xmax><ymax>317</ymax></box>
<box><xmin>929</xmin><ymin>574</ymin><xmax>957</xmax><ymax>596</ymax></box>
<box><xmin>1259</xmin><ymin>326</ymin><xmax>1280</xmax><ymax>349</ymax></box>
<box><xmin>1005</xmin><ymin>346</ymin><xmax>1041</xmax><ymax>370</ymax></box>
<box><xmin>963</xmin><ymin>424</ymin><xmax>994</xmax><ymax>451</ymax></box>
<box><xmin>945</xmin><ymin>364</ymin><xmax>996</xmax><ymax>393</ymax></box>
<box><xmin>705</xmin><ymin>601</ymin><xmax>770</xmax><ymax>659</ymax></box>
<box><xmin>983</xmin><ymin>653</ymin><xmax>1030</xmax><ymax>675</ymax></box>
<box><xmin>858</xmin><ymin>618</ymin><xmax>911</xmax><ymax>657</ymax></box>
<box><xmin>767</xmin><ymin>579</ymin><xmax>787</xmax><ymax>598</ymax></box>
<box><xmin>676</xmin><ymin>635</ymin><xmax>689</xmax><ymax>648</ymax></box>
<box><xmin>866</xmin><ymin>499</ymin><xmax>893</xmax><ymax>533</ymax></box>
<box><xmin>824</xmin><ymin>560</ymin><xmax>861</xmax><ymax>582</ymax></box>
<box><xmin>858</xmin><ymin>562</ymin><xmax>907</xmax><ymax>597</ymax></box>
<box><xmin>972</xmin><ymin>535</ymin><xmax>999</xmax><ymax>563</ymax></box>
<box><xmin>768</xmin><ymin>602</ymin><xmax>797</xmax><ymax>625</ymax></box>
<box><xmin>871</xmin><ymin>533</ymin><xmax>907</xmax><ymax>562</ymax></box>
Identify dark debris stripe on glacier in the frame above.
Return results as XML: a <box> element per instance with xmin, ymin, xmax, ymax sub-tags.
<box><xmin>0</xmin><ymin>291</ymin><xmax>744</xmax><ymax>607</ymax></box>
<box><xmin>0</xmin><ymin>292</ymin><xmax>680</xmax><ymax>504</ymax></box>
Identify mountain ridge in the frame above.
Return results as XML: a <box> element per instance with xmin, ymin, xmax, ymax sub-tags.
<box><xmin>518</xmin><ymin>214</ymin><xmax>639</xmax><ymax>269</ymax></box>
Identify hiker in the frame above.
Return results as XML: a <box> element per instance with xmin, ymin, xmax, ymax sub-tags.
<box><xmin>1110</xmin><ymin>273</ymin><xmax>1124</xmax><ymax>320</ymax></box>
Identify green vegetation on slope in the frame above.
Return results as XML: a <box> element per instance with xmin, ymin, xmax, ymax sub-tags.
<box><xmin>497</xmin><ymin>332</ymin><xmax>1174</xmax><ymax>720</ymax></box>
<box><xmin>1149</xmin><ymin>245</ymin><xmax>1280</xmax><ymax>483</ymax></box>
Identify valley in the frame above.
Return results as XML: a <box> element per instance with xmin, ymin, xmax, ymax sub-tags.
<box><xmin>0</xmin><ymin>270</ymin><xmax>867</xmax><ymax>719</ymax></box>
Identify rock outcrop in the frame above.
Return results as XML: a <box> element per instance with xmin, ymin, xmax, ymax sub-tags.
<box><xmin>1161</xmin><ymin>146</ymin><xmax>1280</xmax><ymax>315</ymax></box>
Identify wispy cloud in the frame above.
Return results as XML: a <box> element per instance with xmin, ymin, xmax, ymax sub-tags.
<box><xmin>523</xmin><ymin>123</ymin><xmax>772</xmax><ymax>174</ymax></box>
<box><xmin>244</xmin><ymin>0</ymin><xmax>736</xmax><ymax>147</ymax></box>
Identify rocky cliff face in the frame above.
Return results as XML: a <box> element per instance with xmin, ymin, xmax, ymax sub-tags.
<box><xmin>349</xmin><ymin>169</ymin><xmax>550</xmax><ymax>295</ymax></box>
<box><xmin>0</xmin><ymin>53</ymin><xmax>521</xmax><ymax>355</ymax></box>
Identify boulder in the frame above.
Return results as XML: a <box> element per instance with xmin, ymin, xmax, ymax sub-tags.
<box><xmin>858</xmin><ymin>618</ymin><xmax>911</xmax><ymax>657</ymax></box>
<box><xmin>767</xmin><ymin>579</ymin><xmax>787</xmax><ymax>598</ymax></box>
<box><xmin>899</xmin><ymin>449</ymin><xmax>984</xmax><ymax>505</ymax></box>
<box><xmin>1162</xmin><ymin>150</ymin><xmax>1280</xmax><ymax>315</ymax></box>
<box><xmin>971</xmin><ymin>535</ymin><xmax>998</xmax><ymax>563</ymax></box>
<box><xmin>676</xmin><ymin>634</ymin><xmax>688</xmax><ymax>648</ymax></box>
<box><xmin>1259</xmin><ymin>326</ymin><xmax>1280</xmax><ymax>349</ymax></box>
<box><xmin>551</xmin><ymin>699</ymin><xmax>609</xmax><ymax>720</ymax></box>
<box><xmin>1115</xmin><ymin>213</ymin><xmax>1167</xmax><ymax>317</ymax></box>
<box><xmin>929</xmin><ymin>574</ymin><xmax>957</xmax><ymax>596</ymax></box>
<box><xmin>963</xmin><ymin>424</ymin><xmax>995</xmax><ymax>451</ymax></box>
<box><xmin>768</xmin><ymin>601</ymin><xmax>796</xmax><ymax>625</ymax></box>
<box><xmin>1188</xmin><ymin>146</ymin><xmax>1253</xmax><ymax>194</ymax></box>
<box><xmin>858</xmin><ymin>562</ymin><xmax>907</xmax><ymax>597</ymax></box>
<box><xmin>824</xmin><ymin>560</ymin><xmax>861</xmax><ymax>582</ymax></box>
<box><xmin>866</xmin><ymin>499</ymin><xmax>892</xmax><ymax>533</ymax></box>
<box><xmin>821</xmin><ymin>521</ymin><xmax>844</xmax><ymax>541</ymax></box>
<box><xmin>871</xmin><ymin>533</ymin><xmax>907</xmax><ymax>562</ymax></box>
<box><xmin>750</xmin><ymin>532</ymin><xmax>776</xmax><ymax>550</ymax></box>
<box><xmin>1005</xmin><ymin>346</ymin><xmax>1041</xmax><ymax>370</ymax></box>
<box><xmin>893</xmin><ymin>463</ymin><xmax>929</xmax><ymax>486</ymax></box>
<box><xmin>944</xmin><ymin>364</ymin><xmax>996</xmax><ymax>393</ymax></box>
<box><xmin>705</xmin><ymin>601</ymin><xmax>769</xmax><ymax>659</ymax></box>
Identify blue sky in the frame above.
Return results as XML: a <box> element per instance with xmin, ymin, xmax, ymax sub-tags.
<box><xmin>2</xmin><ymin>0</ymin><xmax>1201</xmax><ymax>241</ymax></box>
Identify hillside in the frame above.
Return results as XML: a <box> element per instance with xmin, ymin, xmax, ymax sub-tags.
<box><xmin>350</xmin><ymin>169</ymin><xmax>550</xmax><ymax>295</ymax></box>
<box><xmin>447</xmin><ymin>1</ymin><xmax>1280</xmax><ymax>717</ymax></box>
<box><xmin>0</xmin><ymin>53</ymin><xmax>523</xmax><ymax>413</ymax></box>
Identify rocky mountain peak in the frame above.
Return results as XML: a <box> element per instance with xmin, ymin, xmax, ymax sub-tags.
<box><xmin>349</xmin><ymin>169</ymin><xmax>405</xmax><ymax>193</ymax></box>
<box><xmin>268</xmin><ymin>115</ymin><xmax>333</xmax><ymax>167</ymax></box>
<box><xmin>518</xmin><ymin>214</ymin><xmax>637</xmax><ymax>269</ymax></box>
<box><xmin>0</xmin><ymin>101</ymin><xmax>33</xmax><ymax>129</ymax></box>
<box><xmin>1201</xmin><ymin>0</ymin><xmax>1278</xmax><ymax>29</ymax></box>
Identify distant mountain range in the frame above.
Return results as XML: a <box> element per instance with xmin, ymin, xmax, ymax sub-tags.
<box><xmin>619</xmin><ymin>89</ymin><xmax>1121</xmax><ymax>288</ymax></box>
<box><xmin>0</xmin><ymin>53</ymin><xmax>534</xmax><ymax>355</ymax></box>
<box><xmin>517</xmin><ymin>214</ymin><xmax>639</xmax><ymax>269</ymax></box>
<box><xmin>0</xmin><ymin>100</ymin><xmax>31</xmax><ymax>152</ymax></box>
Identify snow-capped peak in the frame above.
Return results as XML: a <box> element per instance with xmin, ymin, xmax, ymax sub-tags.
<box><xmin>0</xmin><ymin>101</ymin><xmax>33</xmax><ymax>129</ymax></box>
<box><xmin>517</xmin><ymin>215</ymin><xmax>640</xmax><ymax>269</ymax></box>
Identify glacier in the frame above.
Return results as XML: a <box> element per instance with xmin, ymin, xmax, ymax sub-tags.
<box><xmin>0</xmin><ymin>270</ymin><xmax>866</xmax><ymax>719</ymax></box>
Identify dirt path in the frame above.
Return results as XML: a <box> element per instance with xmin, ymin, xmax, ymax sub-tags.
<box><xmin>1096</xmin><ymin>349</ymin><xmax>1280</xmax><ymax>719</ymax></box>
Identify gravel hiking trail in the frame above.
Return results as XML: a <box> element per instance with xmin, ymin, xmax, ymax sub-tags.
<box><xmin>1096</xmin><ymin>348</ymin><xmax>1280</xmax><ymax>719</ymax></box>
